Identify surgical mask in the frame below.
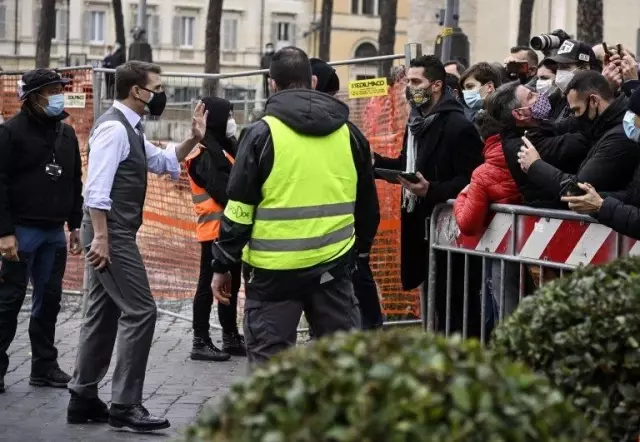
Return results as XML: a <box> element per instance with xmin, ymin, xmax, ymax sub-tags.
<box><xmin>406</xmin><ymin>86</ymin><xmax>432</xmax><ymax>108</ymax></box>
<box><xmin>139</xmin><ymin>88</ymin><xmax>167</xmax><ymax>117</ymax></box>
<box><xmin>530</xmin><ymin>93</ymin><xmax>552</xmax><ymax>120</ymax></box>
<box><xmin>226</xmin><ymin>118</ymin><xmax>237</xmax><ymax>138</ymax></box>
<box><xmin>536</xmin><ymin>79</ymin><xmax>553</xmax><ymax>96</ymax></box>
<box><xmin>41</xmin><ymin>94</ymin><xmax>65</xmax><ymax>117</ymax></box>
<box><xmin>463</xmin><ymin>90</ymin><xmax>483</xmax><ymax>109</ymax></box>
<box><xmin>555</xmin><ymin>69</ymin><xmax>575</xmax><ymax>93</ymax></box>
<box><xmin>623</xmin><ymin>110</ymin><xmax>640</xmax><ymax>142</ymax></box>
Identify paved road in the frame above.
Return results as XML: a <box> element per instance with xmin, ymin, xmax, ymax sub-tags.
<box><xmin>0</xmin><ymin>296</ymin><xmax>248</xmax><ymax>441</ymax></box>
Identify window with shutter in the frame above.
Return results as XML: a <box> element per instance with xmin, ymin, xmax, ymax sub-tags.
<box><xmin>179</xmin><ymin>16</ymin><xmax>194</xmax><ymax>47</ymax></box>
<box><xmin>151</xmin><ymin>15</ymin><xmax>160</xmax><ymax>46</ymax></box>
<box><xmin>54</xmin><ymin>8</ymin><xmax>68</xmax><ymax>42</ymax></box>
<box><xmin>222</xmin><ymin>17</ymin><xmax>237</xmax><ymax>51</ymax></box>
<box><xmin>82</xmin><ymin>11</ymin><xmax>89</xmax><ymax>42</ymax></box>
<box><xmin>172</xmin><ymin>15</ymin><xmax>179</xmax><ymax>47</ymax></box>
<box><xmin>0</xmin><ymin>2</ymin><xmax>7</xmax><ymax>41</ymax></box>
<box><xmin>87</xmin><ymin>11</ymin><xmax>105</xmax><ymax>43</ymax></box>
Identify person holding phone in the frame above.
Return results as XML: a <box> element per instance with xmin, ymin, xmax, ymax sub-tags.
<box><xmin>562</xmin><ymin>87</ymin><xmax>640</xmax><ymax>240</ymax></box>
<box><xmin>518</xmin><ymin>71</ymin><xmax>640</xmax><ymax>201</ymax></box>
<box><xmin>374</xmin><ymin>55</ymin><xmax>484</xmax><ymax>337</ymax></box>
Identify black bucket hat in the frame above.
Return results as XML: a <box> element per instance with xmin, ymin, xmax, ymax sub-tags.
<box><xmin>18</xmin><ymin>68</ymin><xmax>71</xmax><ymax>101</ymax></box>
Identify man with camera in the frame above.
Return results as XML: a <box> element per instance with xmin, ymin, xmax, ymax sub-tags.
<box><xmin>0</xmin><ymin>69</ymin><xmax>83</xmax><ymax>394</ymax></box>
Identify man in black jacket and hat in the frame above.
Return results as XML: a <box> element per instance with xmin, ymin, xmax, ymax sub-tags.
<box><xmin>374</xmin><ymin>55</ymin><xmax>484</xmax><ymax>336</ymax></box>
<box><xmin>0</xmin><ymin>69</ymin><xmax>83</xmax><ymax>393</ymax></box>
<box><xmin>518</xmin><ymin>71</ymin><xmax>640</xmax><ymax>199</ymax></box>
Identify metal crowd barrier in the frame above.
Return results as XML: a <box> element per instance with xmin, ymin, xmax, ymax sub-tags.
<box><xmin>424</xmin><ymin>200</ymin><xmax>640</xmax><ymax>342</ymax></box>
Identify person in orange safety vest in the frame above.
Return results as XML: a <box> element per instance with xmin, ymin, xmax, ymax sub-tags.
<box><xmin>185</xmin><ymin>97</ymin><xmax>246</xmax><ymax>361</ymax></box>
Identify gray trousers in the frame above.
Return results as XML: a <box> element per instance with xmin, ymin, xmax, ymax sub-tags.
<box><xmin>244</xmin><ymin>273</ymin><xmax>361</xmax><ymax>368</ymax></box>
<box><xmin>68</xmin><ymin>221</ymin><xmax>157</xmax><ymax>405</ymax></box>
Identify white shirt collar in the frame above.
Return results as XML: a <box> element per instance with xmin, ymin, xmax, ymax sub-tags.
<box><xmin>113</xmin><ymin>100</ymin><xmax>142</xmax><ymax>129</ymax></box>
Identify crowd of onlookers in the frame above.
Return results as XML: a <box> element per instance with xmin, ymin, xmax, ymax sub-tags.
<box><xmin>369</xmin><ymin>30</ymin><xmax>640</xmax><ymax>337</ymax></box>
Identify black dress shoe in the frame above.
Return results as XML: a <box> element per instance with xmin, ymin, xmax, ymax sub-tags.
<box><xmin>109</xmin><ymin>403</ymin><xmax>170</xmax><ymax>432</ymax></box>
<box><xmin>222</xmin><ymin>332</ymin><xmax>247</xmax><ymax>356</ymax></box>
<box><xmin>67</xmin><ymin>391</ymin><xmax>109</xmax><ymax>424</ymax></box>
<box><xmin>30</xmin><ymin>366</ymin><xmax>71</xmax><ymax>388</ymax></box>
<box><xmin>191</xmin><ymin>336</ymin><xmax>231</xmax><ymax>361</ymax></box>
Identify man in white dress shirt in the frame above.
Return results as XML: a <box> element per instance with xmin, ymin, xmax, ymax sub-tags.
<box><xmin>67</xmin><ymin>61</ymin><xmax>207</xmax><ymax>432</ymax></box>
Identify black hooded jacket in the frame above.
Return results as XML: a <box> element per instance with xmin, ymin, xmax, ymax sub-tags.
<box><xmin>526</xmin><ymin>95</ymin><xmax>640</xmax><ymax>201</ymax></box>
<box><xmin>0</xmin><ymin>104</ymin><xmax>83</xmax><ymax>237</ymax></box>
<box><xmin>374</xmin><ymin>90</ymin><xmax>484</xmax><ymax>290</ymax></box>
<box><xmin>211</xmin><ymin>89</ymin><xmax>380</xmax><ymax>301</ymax></box>
<box><xmin>188</xmin><ymin>98</ymin><xmax>236</xmax><ymax>210</ymax></box>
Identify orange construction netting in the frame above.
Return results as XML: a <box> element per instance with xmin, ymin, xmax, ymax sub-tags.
<box><xmin>0</xmin><ymin>67</ymin><xmax>420</xmax><ymax>321</ymax></box>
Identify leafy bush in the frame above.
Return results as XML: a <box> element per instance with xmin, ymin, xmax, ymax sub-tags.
<box><xmin>185</xmin><ymin>329</ymin><xmax>604</xmax><ymax>442</ymax></box>
<box><xmin>493</xmin><ymin>256</ymin><xmax>640</xmax><ymax>441</ymax></box>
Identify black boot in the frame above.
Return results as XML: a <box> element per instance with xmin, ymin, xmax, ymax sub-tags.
<box><xmin>67</xmin><ymin>391</ymin><xmax>110</xmax><ymax>424</ymax></box>
<box><xmin>190</xmin><ymin>336</ymin><xmax>230</xmax><ymax>362</ymax></box>
<box><xmin>30</xmin><ymin>366</ymin><xmax>71</xmax><ymax>388</ymax></box>
<box><xmin>222</xmin><ymin>331</ymin><xmax>247</xmax><ymax>356</ymax></box>
<box><xmin>109</xmin><ymin>403</ymin><xmax>170</xmax><ymax>432</ymax></box>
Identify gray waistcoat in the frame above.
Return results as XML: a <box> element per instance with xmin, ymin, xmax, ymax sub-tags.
<box><xmin>84</xmin><ymin>106</ymin><xmax>148</xmax><ymax>231</ymax></box>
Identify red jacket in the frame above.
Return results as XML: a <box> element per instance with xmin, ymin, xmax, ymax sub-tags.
<box><xmin>454</xmin><ymin>134</ymin><xmax>522</xmax><ymax>236</ymax></box>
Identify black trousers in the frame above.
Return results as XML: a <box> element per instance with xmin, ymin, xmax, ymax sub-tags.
<box><xmin>193</xmin><ymin>241</ymin><xmax>241</xmax><ymax>336</ymax></box>
<box><xmin>0</xmin><ymin>226</ymin><xmax>67</xmax><ymax>378</ymax></box>
<box><xmin>353</xmin><ymin>256</ymin><xmax>383</xmax><ymax>330</ymax></box>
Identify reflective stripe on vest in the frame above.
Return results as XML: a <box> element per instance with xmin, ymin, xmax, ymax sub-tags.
<box><xmin>239</xmin><ymin>115</ymin><xmax>357</xmax><ymax>270</ymax></box>
<box><xmin>185</xmin><ymin>145</ymin><xmax>234</xmax><ymax>242</ymax></box>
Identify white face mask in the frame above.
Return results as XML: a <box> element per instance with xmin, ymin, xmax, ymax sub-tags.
<box><xmin>536</xmin><ymin>79</ymin><xmax>553</xmax><ymax>96</ymax></box>
<box><xmin>555</xmin><ymin>69</ymin><xmax>575</xmax><ymax>93</ymax></box>
<box><xmin>226</xmin><ymin>118</ymin><xmax>237</xmax><ymax>138</ymax></box>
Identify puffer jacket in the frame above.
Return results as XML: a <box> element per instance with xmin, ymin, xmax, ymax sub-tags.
<box><xmin>454</xmin><ymin>134</ymin><xmax>522</xmax><ymax>235</ymax></box>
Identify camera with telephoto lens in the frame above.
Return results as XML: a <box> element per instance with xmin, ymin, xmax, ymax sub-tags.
<box><xmin>530</xmin><ymin>29</ymin><xmax>571</xmax><ymax>51</ymax></box>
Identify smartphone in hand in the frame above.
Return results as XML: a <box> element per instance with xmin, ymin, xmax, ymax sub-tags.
<box><xmin>560</xmin><ymin>179</ymin><xmax>586</xmax><ymax>197</ymax></box>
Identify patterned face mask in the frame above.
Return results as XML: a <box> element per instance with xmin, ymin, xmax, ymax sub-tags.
<box><xmin>405</xmin><ymin>85</ymin><xmax>433</xmax><ymax>108</ymax></box>
<box><xmin>530</xmin><ymin>93</ymin><xmax>552</xmax><ymax>120</ymax></box>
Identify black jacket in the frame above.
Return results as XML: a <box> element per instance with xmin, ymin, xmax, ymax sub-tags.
<box><xmin>526</xmin><ymin>95</ymin><xmax>640</xmax><ymax>203</ymax></box>
<box><xmin>0</xmin><ymin>105</ymin><xmax>83</xmax><ymax>238</ymax></box>
<box><xmin>211</xmin><ymin>89</ymin><xmax>380</xmax><ymax>301</ymax></box>
<box><xmin>187</xmin><ymin>134</ymin><xmax>236</xmax><ymax>210</ymax></box>
<box><xmin>502</xmin><ymin>121</ymin><xmax>591</xmax><ymax>208</ymax></box>
<box><xmin>374</xmin><ymin>90</ymin><xmax>484</xmax><ymax>290</ymax></box>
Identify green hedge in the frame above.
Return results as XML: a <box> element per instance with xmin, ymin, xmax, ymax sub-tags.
<box><xmin>185</xmin><ymin>329</ymin><xmax>604</xmax><ymax>442</ymax></box>
<box><xmin>493</xmin><ymin>256</ymin><xmax>640</xmax><ymax>440</ymax></box>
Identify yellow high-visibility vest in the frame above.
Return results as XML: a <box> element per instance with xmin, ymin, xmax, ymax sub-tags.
<box><xmin>224</xmin><ymin>115</ymin><xmax>357</xmax><ymax>270</ymax></box>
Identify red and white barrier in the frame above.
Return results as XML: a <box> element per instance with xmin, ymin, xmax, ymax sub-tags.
<box><xmin>433</xmin><ymin>205</ymin><xmax>639</xmax><ymax>267</ymax></box>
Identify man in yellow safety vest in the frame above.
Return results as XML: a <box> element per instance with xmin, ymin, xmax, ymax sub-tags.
<box><xmin>210</xmin><ymin>46</ymin><xmax>380</xmax><ymax>366</ymax></box>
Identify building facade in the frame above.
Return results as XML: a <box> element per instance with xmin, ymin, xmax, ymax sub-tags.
<box><xmin>408</xmin><ymin>0</ymin><xmax>640</xmax><ymax>68</ymax></box>
<box><xmin>305</xmin><ymin>0</ymin><xmax>411</xmax><ymax>82</ymax></box>
<box><xmin>0</xmin><ymin>0</ymin><xmax>311</xmax><ymax>107</ymax></box>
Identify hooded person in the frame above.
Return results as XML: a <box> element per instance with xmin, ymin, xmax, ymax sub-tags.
<box><xmin>311</xmin><ymin>58</ymin><xmax>384</xmax><ymax>330</ymax></box>
<box><xmin>209</xmin><ymin>47</ymin><xmax>380</xmax><ymax>366</ymax></box>
<box><xmin>373</xmin><ymin>55</ymin><xmax>485</xmax><ymax>337</ymax></box>
<box><xmin>184</xmin><ymin>97</ymin><xmax>245</xmax><ymax>361</ymax></box>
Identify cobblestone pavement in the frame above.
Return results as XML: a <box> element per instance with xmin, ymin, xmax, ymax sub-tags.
<box><xmin>0</xmin><ymin>296</ymin><xmax>248</xmax><ymax>441</ymax></box>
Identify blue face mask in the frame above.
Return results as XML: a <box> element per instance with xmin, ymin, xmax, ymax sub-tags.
<box><xmin>463</xmin><ymin>89</ymin><xmax>483</xmax><ymax>110</ymax></box>
<box><xmin>623</xmin><ymin>110</ymin><xmax>640</xmax><ymax>143</ymax></box>
<box><xmin>41</xmin><ymin>94</ymin><xmax>65</xmax><ymax>117</ymax></box>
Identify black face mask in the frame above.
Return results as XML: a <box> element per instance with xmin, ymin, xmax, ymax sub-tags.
<box><xmin>578</xmin><ymin>98</ymin><xmax>599</xmax><ymax>127</ymax></box>
<box><xmin>139</xmin><ymin>87</ymin><xmax>167</xmax><ymax>117</ymax></box>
